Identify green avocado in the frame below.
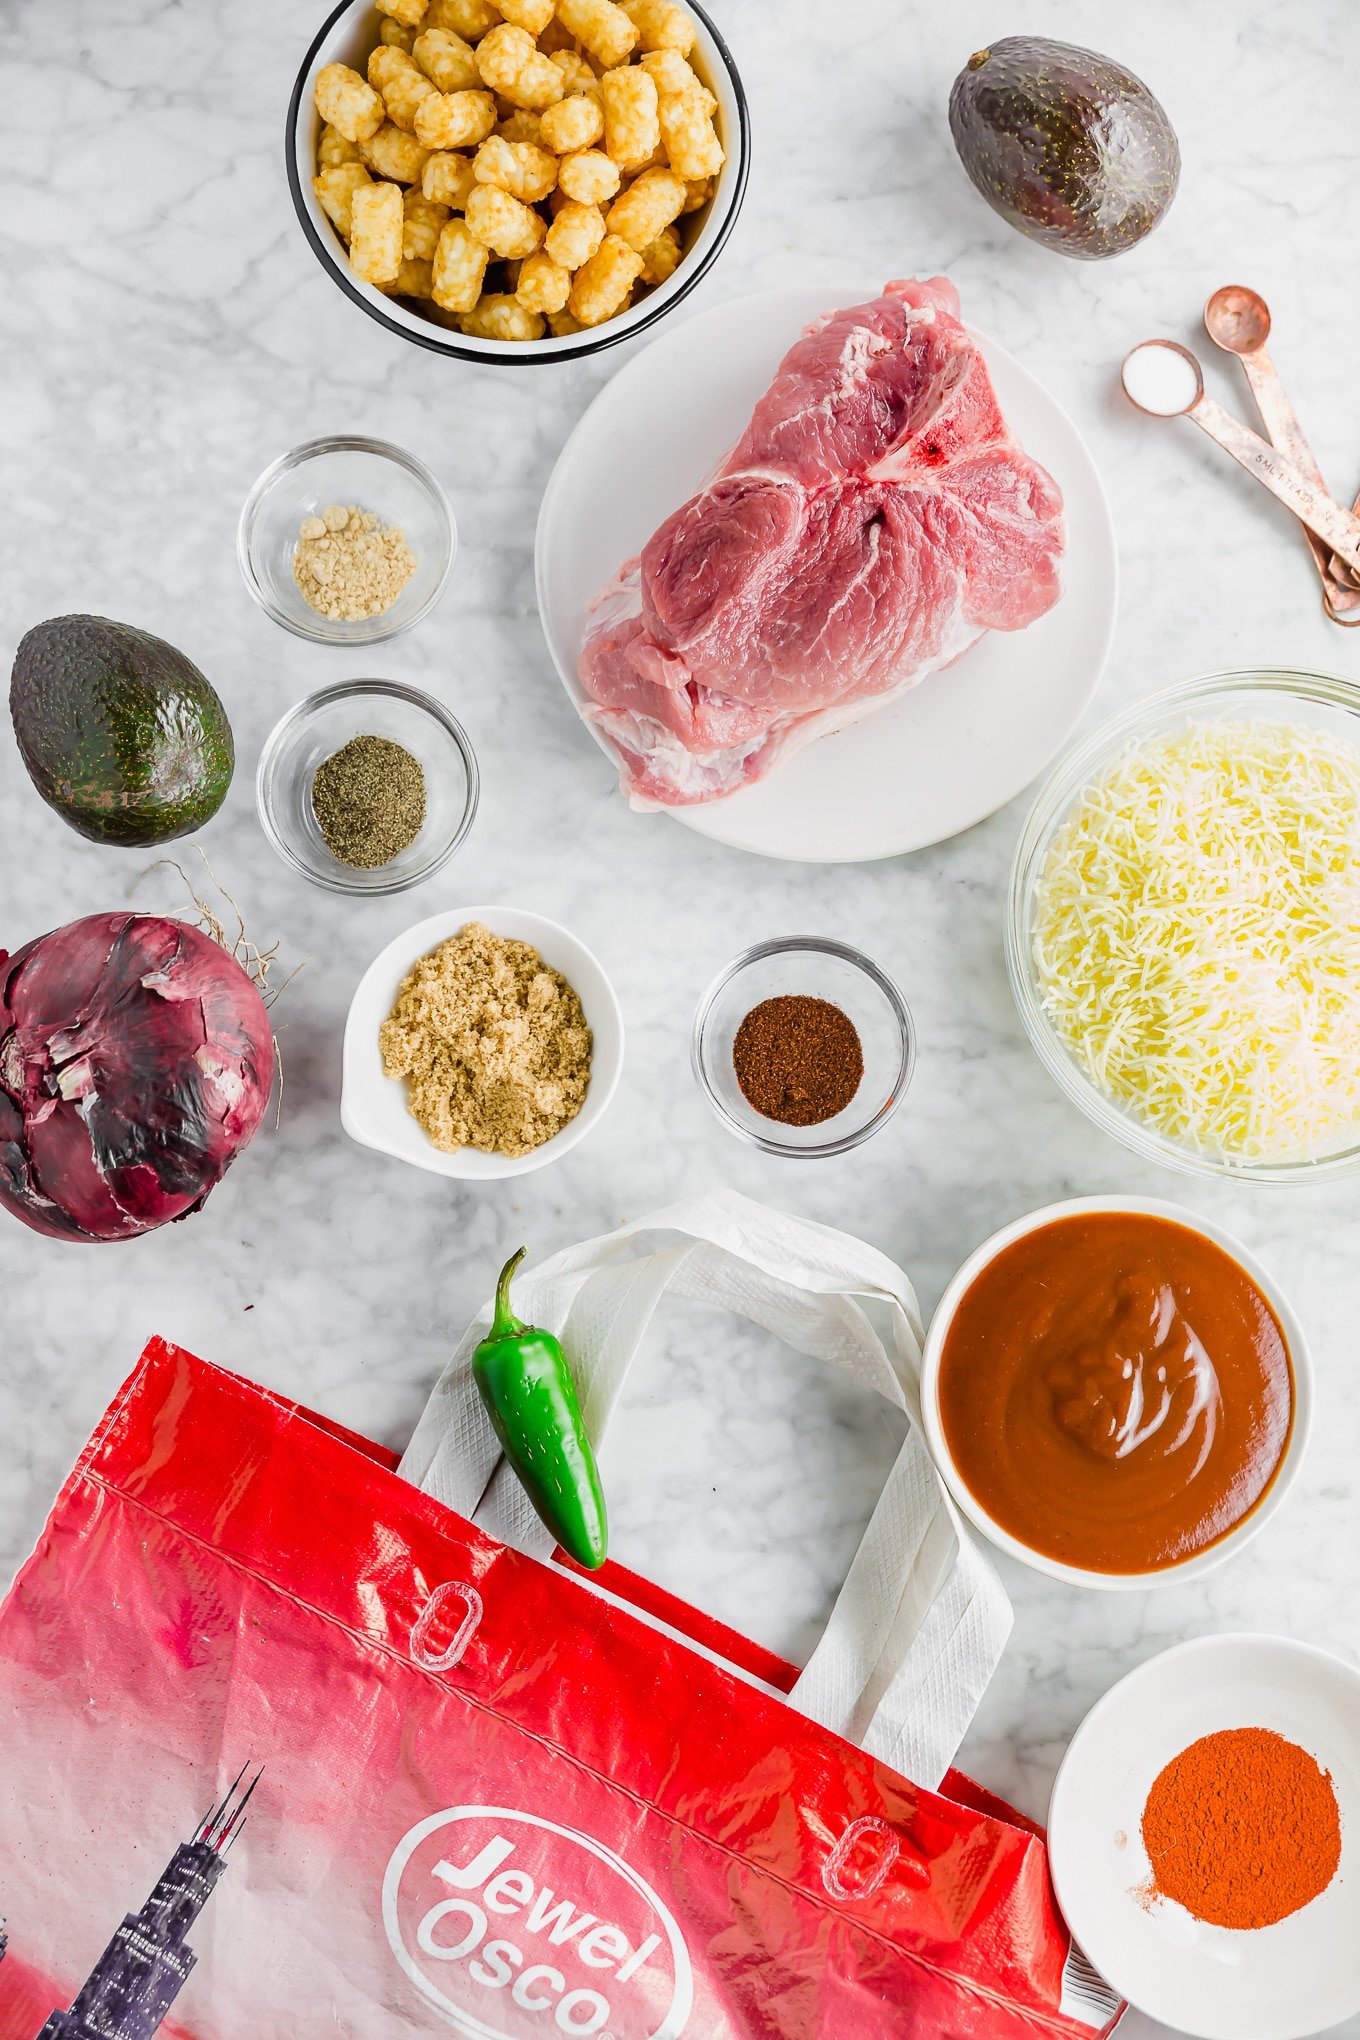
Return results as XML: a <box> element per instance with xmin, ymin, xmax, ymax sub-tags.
<box><xmin>949</xmin><ymin>36</ymin><xmax>1180</xmax><ymax>261</ymax></box>
<box><xmin>10</xmin><ymin>614</ymin><xmax>234</xmax><ymax>847</ymax></box>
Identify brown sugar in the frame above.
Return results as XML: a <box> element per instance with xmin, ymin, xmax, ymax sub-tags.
<box><xmin>379</xmin><ymin>922</ymin><xmax>592</xmax><ymax>1157</ymax></box>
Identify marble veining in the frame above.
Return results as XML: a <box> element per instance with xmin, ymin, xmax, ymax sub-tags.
<box><xmin>4</xmin><ymin>4</ymin><xmax>1360</xmax><ymax>2033</ymax></box>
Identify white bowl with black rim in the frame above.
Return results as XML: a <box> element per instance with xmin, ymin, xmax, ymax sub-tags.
<box><xmin>286</xmin><ymin>0</ymin><xmax>751</xmax><ymax>365</ymax></box>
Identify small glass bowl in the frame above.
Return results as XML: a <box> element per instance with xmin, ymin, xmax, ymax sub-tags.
<box><xmin>1008</xmin><ymin>667</ymin><xmax>1360</xmax><ymax>1181</ymax></box>
<box><xmin>692</xmin><ymin>937</ymin><xmax>915</xmax><ymax>1157</ymax></box>
<box><xmin>237</xmin><ymin>436</ymin><xmax>455</xmax><ymax>644</ymax></box>
<box><xmin>256</xmin><ymin>680</ymin><xmax>477</xmax><ymax>896</ymax></box>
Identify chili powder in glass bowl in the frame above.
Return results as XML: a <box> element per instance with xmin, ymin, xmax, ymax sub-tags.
<box><xmin>691</xmin><ymin>937</ymin><xmax>914</xmax><ymax>1158</ymax></box>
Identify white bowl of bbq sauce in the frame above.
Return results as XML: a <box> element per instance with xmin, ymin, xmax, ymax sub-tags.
<box><xmin>919</xmin><ymin>1195</ymin><xmax>1312</xmax><ymax>1591</ymax></box>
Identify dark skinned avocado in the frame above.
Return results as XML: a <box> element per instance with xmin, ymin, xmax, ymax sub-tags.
<box><xmin>949</xmin><ymin>36</ymin><xmax>1180</xmax><ymax>260</ymax></box>
<box><xmin>10</xmin><ymin>614</ymin><xmax>234</xmax><ymax>846</ymax></box>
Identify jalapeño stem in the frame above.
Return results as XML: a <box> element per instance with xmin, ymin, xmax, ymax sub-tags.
<box><xmin>490</xmin><ymin>1247</ymin><xmax>528</xmax><ymax>1341</ymax></box>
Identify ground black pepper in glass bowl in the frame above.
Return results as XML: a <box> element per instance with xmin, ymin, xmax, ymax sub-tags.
<box><xmin>256</xmin><ymin>680</ymin><xmax>477</xmax><ymax>895</ymax></box>
<box><xmin>692</xmin><ymin>938</ymin><xmax>914</xmax><ymax>1157</ymax></box>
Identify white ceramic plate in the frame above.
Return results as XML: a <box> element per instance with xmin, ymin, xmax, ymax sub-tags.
<box><xmin>341</xmin><ymin>907</ymin><xmax>624</xmax><ymax>1180</ymax></box>
<box><xmin>1049</xmin><ymin>1635</ymin><xmax>1360</xmax><ymax>2040</ymax></box>
<box><xmin>535</xmin><ymin>284</ymin><xmax>1118</xmax><ymax>863</ymax></box>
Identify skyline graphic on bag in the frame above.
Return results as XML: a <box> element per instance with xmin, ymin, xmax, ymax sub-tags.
<box><xmin>27</xmin><ymin>1770</ymin><xmax>260</xmax><ymax>2040</ymax></box>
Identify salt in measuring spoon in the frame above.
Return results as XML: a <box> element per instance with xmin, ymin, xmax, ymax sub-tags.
<box><xmin>1121</xmin><ymin>340</ymin><xmax>1360</xmax><ymax>579</ymax></box>
<box><xmin>1204</xmin><ymin>285</ymin><xmax>1360</xmax><ymax>618</ymax></box>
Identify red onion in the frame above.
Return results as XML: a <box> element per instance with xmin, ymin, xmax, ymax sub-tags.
<box><xmin>0</xmin><ymin>912</ymin><xmax>273</xmax><ymax>1242</ymax></box>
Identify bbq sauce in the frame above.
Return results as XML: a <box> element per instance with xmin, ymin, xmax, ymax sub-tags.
<box><xmin>937</xmin><ymin>1213</ymin><xmax>1293</xmax><ymax>1573</ymax></box>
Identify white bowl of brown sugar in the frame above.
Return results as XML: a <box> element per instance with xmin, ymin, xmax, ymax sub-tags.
<box><xmin>342</xmin><ymin>906</ymin><xmax>624</xmax><ymax>1179</ymax></box>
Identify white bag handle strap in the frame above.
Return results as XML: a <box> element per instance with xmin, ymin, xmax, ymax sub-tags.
<box><xmin>399</xmin><ymin>1189</ymin><xmax>1010</xmax><ymax>1789</ymax></box>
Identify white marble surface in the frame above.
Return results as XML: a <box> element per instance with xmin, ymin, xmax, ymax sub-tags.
<box><xmin>3</xmin><ymin>2</ymin><xmax>1360</xmax><ymax>2032</ymax></box>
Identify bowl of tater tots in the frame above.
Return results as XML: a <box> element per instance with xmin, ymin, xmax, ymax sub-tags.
<box><xmin>288</xmin><ymin>0</ymin><xmax>749</xmax><ymax>360</ymax></box>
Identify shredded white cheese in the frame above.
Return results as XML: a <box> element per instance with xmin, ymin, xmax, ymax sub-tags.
<box><xmin>1032</xmin><ymin>718</ymin><xmax>1360</xmax><ymax>1165</ymax></box>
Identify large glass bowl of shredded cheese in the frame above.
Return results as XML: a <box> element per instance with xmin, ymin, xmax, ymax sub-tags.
<box><xmin>1008</xmin><ymin>670</ymin><xmax>1360</xmax><ymax>1180</ymax></box>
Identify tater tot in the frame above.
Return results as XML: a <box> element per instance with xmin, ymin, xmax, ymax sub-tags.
<box><xmin>474</xmin><ymin>134</ymin><xmax>558</xmax><ymax>202</ymax></box>
<box><xmin>314</xmin><ymin>63</ymin><xmax>385</xmax><ymax>144</ymax></box>
<box><xmin>403</xmin><ymin>187</ymin><xmax>450</xmax><ymax>258</ymax></box>
<box><xmin>465</xmin><ymin>179</ymin><xmax>546</xmax><ymax>256</ymax></box>
<box><xmin>421</xmin><ymin>148</ymin><xmax>477</xmax><ymax>206</ymax></box>
<box><xmin>368</xmin><ymin>45</ymin><xmax>412</xmax><ymax>88</ymax></box>
<box><xmin>599</xmin><ymin>65</ymin><xmax>659</xmax><ymax>169</ymax></box>
<box><xmin>557</xmin><ymin>146</ymin><xmax>621</xmax><ymax>203</ymax></box>
<box><xmin>657</xmin><ymin>85</ymin><xmax>721</xmax><ymax>178</ymax></box>
<box><xmin>621</xmin><ymin>0</ymin><xmax>694</xmax><ymax>51</ymax></box>
<box><xmin>387</xmin><ymin>255</ymin><xmax>435</xmax><ymax>296</ymax></box>
<box><xmin>425</xmin><ymin>0</ymin><xmax>500</xmax><ymax>31</ymax></box>
<box><xmin>548</xmin><ymin>306</ymin><xmax>584</xmax><ymax>336</ymax></box>
<box><xmin>348</xmin><ymin>179</ymin><xmax>404</xmax><ymax>284</ymax></box>
<box><xmin>360</xmin><ymin>122</ymin><xmax>433</xmax><ymax>182</ymax></box>
<box><xmin>460</xmin><ymin>293</ymin><xmax>546</xmax><ymax>340</ymax></box>
<box><xmin>516</xmin><ymin>248</ymin><xmax>572</xmax><ymax>312</ymax></box>
<box><xmin>638</xmin><ymin>46</ymin><xmax>711</xmax><ymax>106</ymax></box>
<box><xmin>318</xmin><ymin>122</ymin><xmax>361</xmax><ymax>166</ymax></box>
<box><xmin>497</xmin><ymin>108</ymin><xmax>545</xmax><ymax>144</ymax></box>
<box><xmin>556</xmin><ymin>0</ymin><xmax>636</xmax><ymax>67</ymax></box>
<box><xmin>369</xmin><ymin>46</ymin><xmax>438</xmax><ymax>131</ymax></box>
<box><xmin>414</xmin><ymin>88</ymin><xmax>498</xmax><ymax>147</ymax></box>
<box><xmin>496</xmin><ymin>0</ymin><xmax>555</xmax><ymax>28</ymax></box>
<box><xmin>681</xmin><ymin>172</ymin><xmax>714</xmax><ymax>212</ymax></box>
<box><xmin>412</xmin><ymin>26</ymin><xmax>481</xmax><ymax>90</ymax></box>
<box><xmin>313</xmin><ymin>162</ymin><xmax>372</xmax><ymax>238</ymax></box>
<box><xmin>539</xmin><ymin>92</ymin><xmax>604</xmax><ymax>153</ymax></box>
<box><xmin>376</xmin><ymin>0</ymin><xmax>428</xmax><ymax>25</ymax></box>
<box><xmin>379</xmin><ymin>16</ymin><xmax>417</xmax><ymax>47</ymax></box>
<box><xmin>568</xmin><ymin>231</ymin><xmax>642</xmax><ymax>323</ymax></box>
<box><xmin>548</xmin><ymin>49</ymin><xmax>601</xmax><ymax>98</ymax></box>
<box><xmin>431</xmin><ymin>215</ymin><xmax>490</xmax><ymax>309</ymax></box>
<box><xmin>543</xmin><ymin>197</ymin><xmax>606</xmax><ymax>267</ymax></box>
<box><xmin>638</xmin><ymin>220</ymin><xmax>681</xmax><ymax>282</ymax></box>
<box><xmin>475</xmin><ymin>23</ymin><xmax>565</xmax><ymax>109</ymax></box>
<box><xmin>606</xmin><ymin>164</ymin><xmax>684</xmax><ymax>249</ymax></box>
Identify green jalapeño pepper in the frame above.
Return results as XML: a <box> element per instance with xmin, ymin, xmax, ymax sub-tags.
<box><xmin>473</xmin><ymin>1248</ymin><xmax>608</xmax><ymax>1570</ymax></box>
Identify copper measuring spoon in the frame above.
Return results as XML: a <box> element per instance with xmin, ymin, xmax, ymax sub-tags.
<box><xmin>1121</xmin><ymin>341</ymin><xmax>1360</xmax><ymax>580</ymax></box>
<box><xmin>1203</xmin><ymin>285</ymin><xmax>1360</xmax><ymax>622</ymax></box>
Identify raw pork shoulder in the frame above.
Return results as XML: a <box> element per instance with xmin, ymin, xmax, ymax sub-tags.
<box><xmin>577</xmin><ymin>277</ymin><xmax>1066</xmax><ymax>807</ymax></box>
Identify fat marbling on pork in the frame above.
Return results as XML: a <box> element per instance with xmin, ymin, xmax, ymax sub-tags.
<box><xmin>576</xmin><ymin>277</ymin><xmax>1066</xmax><ymax>807</ymax></box>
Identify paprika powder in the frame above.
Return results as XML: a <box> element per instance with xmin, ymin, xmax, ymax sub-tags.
<box><xmin>1141</xmin><ymin>1725</ymin><xmax>1341</xmax><ymax>1929</ymax></box>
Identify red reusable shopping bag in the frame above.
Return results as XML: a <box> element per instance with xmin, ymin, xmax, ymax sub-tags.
<box><xmin>0</xmin><ymin>1336</ymin><xmax>1121</xmax><ymax>2040</ymax></box>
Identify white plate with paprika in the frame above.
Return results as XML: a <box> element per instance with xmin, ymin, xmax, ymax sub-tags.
<box><xmin>1048</xmin><ymin>1634</ymin><xmax>1360</xmax><ymax>2040</ymax></box>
